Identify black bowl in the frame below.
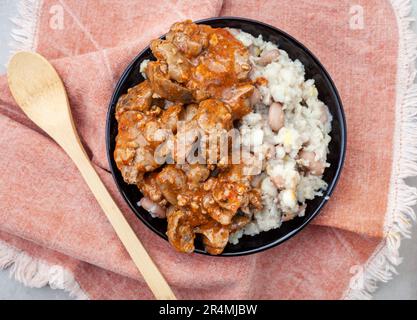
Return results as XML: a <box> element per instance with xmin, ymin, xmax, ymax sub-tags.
<box><xmin>106</xmin><ymin>17</ymin><xmax>347</xmax><ymax>256</ymax></box>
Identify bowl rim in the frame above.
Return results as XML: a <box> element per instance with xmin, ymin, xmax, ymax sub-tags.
<box><xmin>105</xmin><ymin>16</ymin><xmax>347</xmax><ymax>257</ymax></box>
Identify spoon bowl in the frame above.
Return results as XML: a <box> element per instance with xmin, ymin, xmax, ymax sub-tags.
<box><xmin>7</xmin><ymin>52</ymin><xmax>75</xmax><ymax>147</ymax></box>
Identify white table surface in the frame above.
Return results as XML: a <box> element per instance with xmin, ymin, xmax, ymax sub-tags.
<box><xmin>1</xmin><ymin>0</ymin><xmax>416</xmax><ymax>300</ymax></box>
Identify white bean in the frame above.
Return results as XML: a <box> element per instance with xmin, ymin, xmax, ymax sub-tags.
<box><xmin>251</xmin><ymin>173</ymin><xmax>265</xmax><ymax>188</ymax></box>
<box><xmin>250</xmin><ymin>87</ymin><xmax>262</xmax><ymax>106</ymax></box>
<box><xmin>257</xmin><ymin>49</ymin><xmax>280</xmax><ymax>66</ymax></box>
<box><xmin>268</xmin><ymin>102</ymin><xmax>285</xmax><ymax>132</ymax></box>
<box><xmin>282</xmin><ymin>204</ymin><xmax>306</xmax><ymax>222</ymax></box>
<box><xmin>320</xmin><ymin>105</ymin><xmax>329</xmax><ymax>124</ymax></box>
<box><xmin>271</xmin><ymin>175</ymin><xmax>285</xmax><ymax>189</ymax></box>
<box><xmin>139</xmin><ymin>197</ymin><xmax>166</xmax><ymax>218</ymax></box>
<box><xmin>298</xmin><ymin>150</ymin><xmax>325</xmax><ymax>176</ymax></box>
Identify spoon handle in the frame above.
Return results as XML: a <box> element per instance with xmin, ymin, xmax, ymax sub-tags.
<box><xmin>66</xmin><ymin>143</ymin><xmax>176</xmax><ymax>300</ymax></box>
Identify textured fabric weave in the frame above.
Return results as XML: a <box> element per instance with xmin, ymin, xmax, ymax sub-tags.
<box><xmin>0</xmin><ymin>0</ymin><xmax>401</xmax><ymax>299</ymax></box>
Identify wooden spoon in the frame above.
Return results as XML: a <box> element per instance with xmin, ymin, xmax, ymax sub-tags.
<box><xmin>7</xmin><ymin>51</ymin><xmax>176</xmax><ymax>300</ymax></box>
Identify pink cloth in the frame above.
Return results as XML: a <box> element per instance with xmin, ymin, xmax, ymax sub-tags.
<box><xmin>0</xmin><ymin>0</ymin><xmax>405</xmax><ymax>299</ymax></box>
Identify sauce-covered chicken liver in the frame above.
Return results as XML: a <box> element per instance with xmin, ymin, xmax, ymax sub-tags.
<box><xmin>114</xmin><ymin>20</ymin><xmax>262</xmax><ymax>255</ymax></box>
